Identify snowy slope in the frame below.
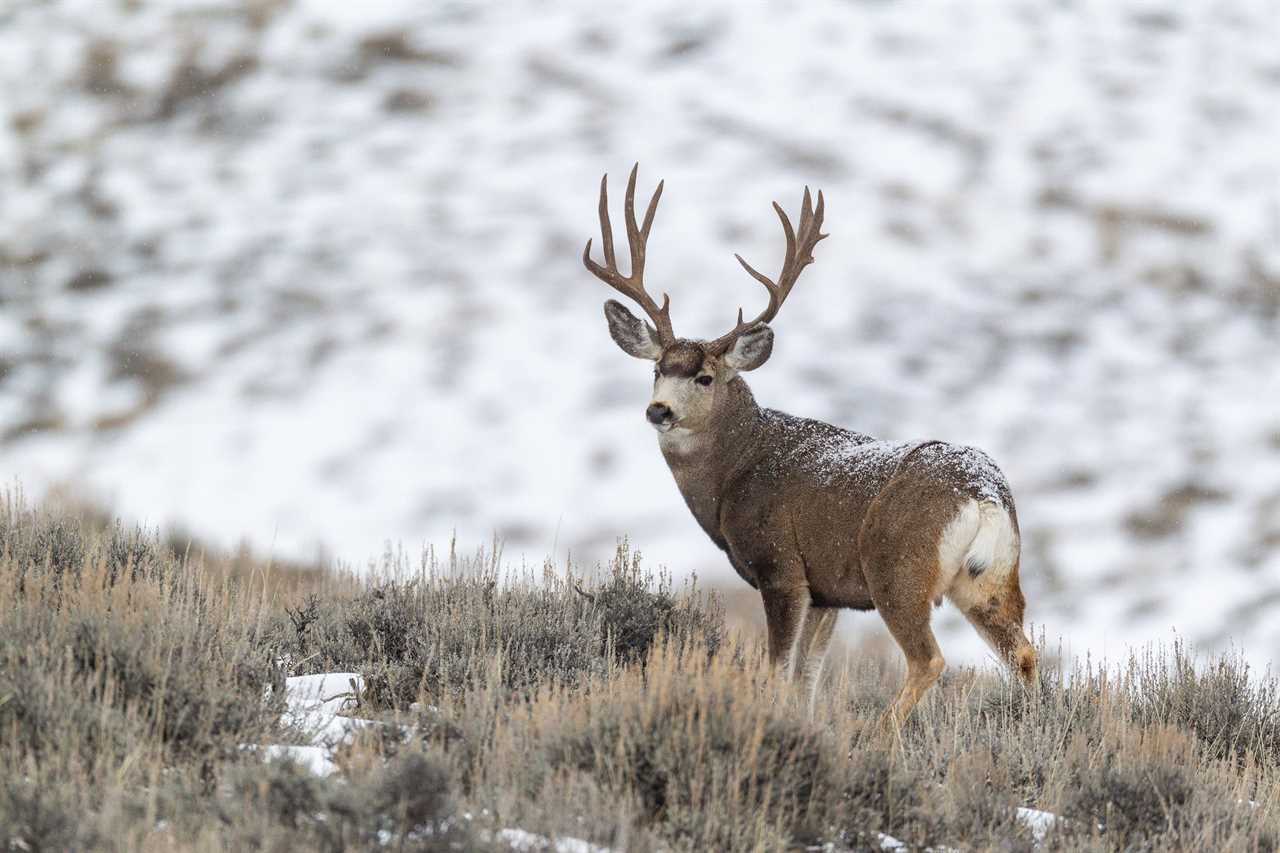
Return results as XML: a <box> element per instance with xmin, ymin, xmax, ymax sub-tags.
<box><xmin>2</xmin><ymin>0</ymin><xmax>1278</xmax><ymax>667</ymax></box>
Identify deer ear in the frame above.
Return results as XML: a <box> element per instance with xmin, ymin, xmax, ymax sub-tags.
<box><xmin>604</xmin><ymin>300</ymin><xmax>663</xmax><ymax>360</ymax></box>
<box><xmin>724</xmin><ymin>325</ymin><xmax>774</xmax><ymax>372</ymax></box>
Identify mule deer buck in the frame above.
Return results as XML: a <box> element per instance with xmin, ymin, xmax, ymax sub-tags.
<box><xmin>583</xmin><ymin>165</ymin><xmax>1038</xmax><ymax>723</ymax></box>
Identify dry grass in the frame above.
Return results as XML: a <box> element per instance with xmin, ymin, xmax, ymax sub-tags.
<box><xmin>2</xmin><ymin>491</ymin><xmax>1278</xmax><ymax>851</ymax></box>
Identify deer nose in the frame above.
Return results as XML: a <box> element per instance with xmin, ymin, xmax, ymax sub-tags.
<box><xmin>646</xmin><ymin>403</ymin><xmax>673</xmax><ymax>425</ymax></box>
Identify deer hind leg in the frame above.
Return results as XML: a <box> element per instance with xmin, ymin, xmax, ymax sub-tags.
<box><xmin>793</xmin><ymin>607</ymin><xmax>839</xmax><ymax>712</ymax></box>
<box><xmin>874</xmin><ymin>586</ymin><xmax>946</xmax><ymax>726</ymax></box>
<box><xmin>951</xmin><ymin>563</ymin><xmax>1038</xmax><ymax>688</ymax></box>
<box><xmin>859</xmin><ymin>482</ymin><xmax>961</xmax><ymax>726</ymax></box>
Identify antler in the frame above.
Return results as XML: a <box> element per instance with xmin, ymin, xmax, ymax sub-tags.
<box><xmin>706</xmin><ymin>187</ymin><xmax>827</xmax><ymax>355</ymax></box>
<box><xmin>582</xmin><ymin>164</ymin><xmax>675</xmax><ymax>345</ymax></box>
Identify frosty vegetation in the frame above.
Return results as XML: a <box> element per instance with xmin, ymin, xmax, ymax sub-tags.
<box><xmin>2</xmin><ymin>494</ymin><xmax>1278</xmax><ymax>851</ymax></box>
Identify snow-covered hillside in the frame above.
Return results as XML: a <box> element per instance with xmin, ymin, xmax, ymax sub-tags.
<box><xmin>2</xmin><ymin>0</ymin><xmax>1278</xmax><ymax>667</ymax></box>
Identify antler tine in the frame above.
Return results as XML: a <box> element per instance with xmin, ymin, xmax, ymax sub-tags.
<box><xmin>624</xmin><ymin>163</ymin><xmax>666</xmax><ymax>280</ymax></box>
<box><xmin>582</xmin><ymin>164</ymin><xmax>674</xmax><ymax>344</ymax></box>
<box><xmin>597</xmin><ymin>173</ymin><xmax>616</xmax><ymax>271</ymax></box>
<box><xmin>639</xmin><ymin>173</ymin><xmax>662</xmax><ymax>240</ymax></box>
<box><xmin>708</xmin><ymin>187</ymin><xmax>827</xmax><ymax>355</ymax></box>
<box><xmin>774</xmin><ymin>200</ymin><xmax>797</xmax><ymax>279</ymax></box>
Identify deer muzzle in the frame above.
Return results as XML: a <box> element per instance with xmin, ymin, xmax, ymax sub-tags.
<box><xmin>646</xmin><ymin>402</ymin><xmax>675</xmax><ymax>427</ymax></box>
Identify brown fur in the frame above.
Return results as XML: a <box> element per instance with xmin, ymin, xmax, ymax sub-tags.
<box><xmin>658</xmin><ymin>341</ymin><xmax>706</xmax><ymax>378</ymax></box>
<box><xmin>647</xmin><ymin>347</ymin><xmax>1038</xmax><ymax>723</ymax></box>
<box><xmin>586</xmin><ymin>173</ymin><xmax>1036</xmax><ymax>724</ymax></box>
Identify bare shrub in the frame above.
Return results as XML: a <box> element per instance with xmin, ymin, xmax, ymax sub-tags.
<box><xmin>474</xmin><ymin>642</ymin><xmax>850</xmax><ymax>850</ymax></box>
<box><xmin>1127</xmin><ymin>640</ymin><xmax>1280</xmax><ymax>766</ymax></box>
<box><xmin>288</xmin><ymin>541</ymin><xmax>723</xmax><ymax>708</ymax></box>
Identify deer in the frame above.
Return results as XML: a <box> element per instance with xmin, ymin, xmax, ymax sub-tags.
<box><xmin>583</xmin><ymin>165</ymin><xmax>1039</xmax><ymax>724</ymax></box>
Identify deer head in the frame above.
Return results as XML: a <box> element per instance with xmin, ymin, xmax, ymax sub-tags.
<box><xmin>584</xmin><ymin>164</ymin><xmax>826</xmax><ymax>434</ymax></box>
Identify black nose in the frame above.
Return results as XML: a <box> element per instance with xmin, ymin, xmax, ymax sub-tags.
<box><xmin>646</xmin><ymin>403</ymin><xmax>673</xmax><ymax>425</ymax></box>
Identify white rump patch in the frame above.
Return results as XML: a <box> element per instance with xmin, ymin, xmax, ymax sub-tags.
<box><xmin>935</xmin><ymin>499</ymin><xmax>1018</xmax><ymax>603</ymax></box>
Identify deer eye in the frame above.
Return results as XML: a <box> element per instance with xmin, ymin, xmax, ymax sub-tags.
<box><xmin>695</xmin><ymin>375</ymin><xmax>713</xmax><ymax>387</ymax></box>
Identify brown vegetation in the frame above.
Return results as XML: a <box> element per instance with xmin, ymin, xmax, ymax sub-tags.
<box><xmin>1</xmin><ymin>493</ymin><xmax>1277</xmax><ymax>850</ymax></box>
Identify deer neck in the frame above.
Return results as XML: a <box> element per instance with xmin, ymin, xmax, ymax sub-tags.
<box><xmin>657</xmin><ymin>376</ymin><xmax>764</xmax><ymax>534</ymax></box>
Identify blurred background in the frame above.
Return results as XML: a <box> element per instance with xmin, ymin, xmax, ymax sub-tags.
<box><xmin>1</xmin><ymin>0</ymin><xmax>1277</xmax><ymax>668</ymax></box>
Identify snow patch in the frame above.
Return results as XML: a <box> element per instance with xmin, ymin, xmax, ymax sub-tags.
<box><xmin>280</xmin><ymin>672</ymin><xmax>368</xmax><ymax>742</ymax></box>
<box><xmin>1015</xmin><ymin>807</ymin><xmax>1059</xmax><ymax>843</ymax></box>
<box><xmin>496</xmin><ymin>828</ymin><xmax>612</xmax><ymax>853</ymax></box>
<box><xmin>257</xmin><ymin>744</ymin><xmax>339</xmax><ymax>778</ymax></box>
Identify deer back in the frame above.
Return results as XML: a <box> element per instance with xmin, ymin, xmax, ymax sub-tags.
<box><xmin>663</xmin><ymin>403</ymin><xmax>1016</xmax><ymax>607</ymax></box>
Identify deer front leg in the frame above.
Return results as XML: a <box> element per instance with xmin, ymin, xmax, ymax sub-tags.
<box><xmin>760</xmin><ymin>584</ymin><xmax>811</xmax><ymax>677</ymax></box>
<box><xmin>793</xmin><ymin>607</ymin><xmax>839</xmax><ymax>713</ymax></box>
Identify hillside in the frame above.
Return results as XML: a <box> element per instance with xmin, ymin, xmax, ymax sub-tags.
<box><xmin>3</xmin><ymin>496</ymin><xmax>1278</xmax><ymax>850</ymax></box>
<box><xmin>2</xmin><ymin>0</ymin><xmax>1279</xmax><ymax>667</ymax></box>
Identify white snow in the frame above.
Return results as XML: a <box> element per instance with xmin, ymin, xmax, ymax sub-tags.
<box><xmin>496</xmin><ymin>828</ymin><xmax>611</xmax><ymax>853</ymax></box>
<box><xmin>257</xmin><ymin>743</ymin><xmax>338</xmax><ymax>778</ymax></box>
<box><xmin>1015</xmin><ymin>807</ymin><xmax>1059</xmax><ymax>843</ymax></box>
<box><xmin>875</xmin><ymin>833</ymin><xmax>960</xmax><ymax>853</ymax></box>
<box><xmin>2</xmin><ymin>0</ymin><xmax>1279</xmax><ymax>671</ymax></box>
<box><xmin>249</xmin><ymin>672</ymin><xmax>379</xmax><ymax>777</ymax></box>
<box><xmin>279</xmin><ymin>672</ymin><xmax>367</xmax><ymax>741</ymax></box>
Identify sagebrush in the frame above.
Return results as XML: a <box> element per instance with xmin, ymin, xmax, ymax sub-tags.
<box><xmin>1</xmin><ymin>492</ymin><xmax>1277</xmax><ymax>851</ymax></box>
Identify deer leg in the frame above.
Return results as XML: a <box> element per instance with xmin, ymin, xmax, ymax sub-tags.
<box><xmin>760</xmin><ymin>585</ymin><xmax>811</xmax><ymax>676</ymax></box>
<box><xmin>872</xmin><ymin>582</ymin><xmax>945</xmax><ymax>726</ymax></box>
<box><xmin>793</xmin><ymin>607</ymin><xmax>839</xmax><ymax>713</ymax></box>
<box><xmin>957</xmin><ymin>575</ymin><xmax>1038</xmax><ymax>689</ymax></box>
<box><xmin>883</xmin><ymin>616</ymin><xmax>944</xmax><ymax>726</ymax></box>
<box><xmin>858</xmin><ymin>480</ymin><xmax>962</xmax><ymax>726</ymax></box>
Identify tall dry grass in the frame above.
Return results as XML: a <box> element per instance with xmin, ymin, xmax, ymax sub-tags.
<box><xmin>434</xmin><ymin>635</ymin><xmax>1279</xmax><ymax>851</ymax></box>
<box><xmin>2</xmin><ymin>491</ymin><xmax>1278</xmax><ymax>851</ymax></box>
